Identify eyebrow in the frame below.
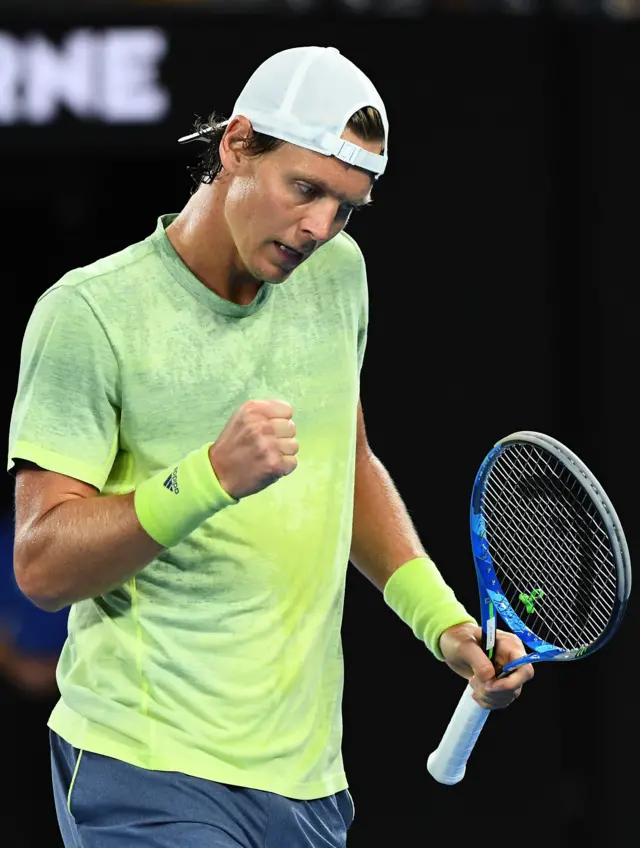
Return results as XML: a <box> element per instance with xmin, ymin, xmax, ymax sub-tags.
<box><xmin>300</xmin><ymin>176</ymin><xmax>373</xmax><ymax>208</ymax></box>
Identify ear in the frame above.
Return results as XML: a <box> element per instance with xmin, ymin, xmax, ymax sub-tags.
<box><xmin>219</xmin><ymin>115</ymin><xmax>254</xmax><ymax>175</ymax></box>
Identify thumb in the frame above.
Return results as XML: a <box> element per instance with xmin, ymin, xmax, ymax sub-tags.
<box><xmin>459</xmin><ymin>642</ymin><xmax>496</xmax><ymax>685</ymax></box>
<box><xmin>472</xmin><ymin>655</ymin><xmax>497</xmax><ymax>685</ymax></box>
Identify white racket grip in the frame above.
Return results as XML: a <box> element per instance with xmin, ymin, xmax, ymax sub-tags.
<box><xmin>427</xmin><ymin>685</ymin><xmax>490</xmax><ymax>785</ymax></box>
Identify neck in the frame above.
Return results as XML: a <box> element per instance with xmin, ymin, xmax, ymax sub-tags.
<box><xmin>166</xmin><ymin>183</ymin><xmax>262</xmax><ymax>307</ymax></box>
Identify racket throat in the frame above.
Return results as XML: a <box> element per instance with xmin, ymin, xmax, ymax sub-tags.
<box><xmin>484</xmin><ymin>602</ymin><xmax>497</xmax><ymax>659</ymax></box>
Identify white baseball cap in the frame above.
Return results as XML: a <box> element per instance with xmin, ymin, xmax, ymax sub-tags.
<box><xmin>179</xmin><ymin>46</ymin><xmax>389</xmax><ymax>177</ymax></box>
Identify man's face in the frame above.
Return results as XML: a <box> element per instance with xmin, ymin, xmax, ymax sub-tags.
<box><xmin>223</xmin><ymin>124</ymin><xmax>383</xmax><ymax>283</ymax></box>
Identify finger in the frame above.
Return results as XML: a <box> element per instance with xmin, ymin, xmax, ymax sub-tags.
<box><xmin>271</xmin><ymin>418</ymin><xmax>297</xmax><ymax>438</ymax></box>
<box><xmin>492</xmin><ymin>631</ymin><xmax>528</xmax><ymax>665</ymax></box>
<box><xmin>492</xmin><ymin>665</ymin><xmax>535</xmax><ymax>692</ymax></box>
<box><xmin>467</xmin><ymin>666</ymin><xmax>499</xmax><ymax>704</ymax></box>
<box><xmin>278</xmin><ymin>438</ymin><xmax>299</xmax><ymax>457</ymax></box>
<box><xmin>262</xmin><ymin>399</ymin><xmax>294</xmax><ymax>419</ymax></box>
<box><xmin>479</xmin><ymin>670</ymin><xmax>533</xmax><ymax>705</ymax></box>
<box><xmin>473</xmin><ymin>686</ymin><xmax>522</xmax><ymax>710</ymax></box>
<box><xmin>468</xmin><ymin>654</ymin><xmax>532</xmax><ymax>700</ymax></box>
<box><xmin>470</xmin><ymin>691</ymin><xmax>493</xmax><ymax>711</ymax></box>
<box><xmin>457</xmin><ymin>644</ymin><xmax>497</xmax><ymax>686</ymax></box>
<box><xmin>280</xmin><ymin>455</ymin><xmax>298</xmax><ymax>476</ymax></box>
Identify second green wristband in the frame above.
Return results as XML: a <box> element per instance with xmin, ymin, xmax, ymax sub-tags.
<box><xmin>383</xmin><ymin>557</ymin><xmax>477</xmax><ymax>660</ymax></box>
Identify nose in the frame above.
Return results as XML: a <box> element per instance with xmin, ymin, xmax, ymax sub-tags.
<box><xmin>300</xmin><ymin>200</ymin><xmax>339</xmax><ymax>244</ymax></box>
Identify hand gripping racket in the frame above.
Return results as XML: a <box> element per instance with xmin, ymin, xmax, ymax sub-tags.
<box><xmin>427</xmin><ymin>431</ymin><xmax>631</xmax><ymax>785</ymax></box>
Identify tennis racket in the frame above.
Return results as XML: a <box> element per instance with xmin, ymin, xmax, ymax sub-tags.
<box><xmin>427</xmin><ymin>430</ymin><xmax>631</xmax><ymax>785</ymax></box>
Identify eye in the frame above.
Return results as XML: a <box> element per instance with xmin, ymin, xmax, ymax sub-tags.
<box><xmin>338</xmin><ymin>203</ymin><xmax>358</xmax><ymax>219</ymax></box>
<box><xmin>296</xmin><ymin>182</ymin><xmax>317</xmax><ymax>198</ymax></box>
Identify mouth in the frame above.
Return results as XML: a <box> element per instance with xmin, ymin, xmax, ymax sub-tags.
<box><xmin>274</xmin><ymin>241</ymin><xmax>307</xmax><ymax>270</ymax></box>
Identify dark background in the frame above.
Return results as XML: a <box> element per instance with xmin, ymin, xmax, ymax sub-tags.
<box><xmin>1</xmin><ymin>3</ymin><xmax>637</xmax><ymax>846</ymax></box>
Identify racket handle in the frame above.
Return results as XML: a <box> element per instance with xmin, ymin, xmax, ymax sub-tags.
<box><xmin>427</xmin><ymin>685</ymin><xmax>490</xmax><ymax>785</ymax></box>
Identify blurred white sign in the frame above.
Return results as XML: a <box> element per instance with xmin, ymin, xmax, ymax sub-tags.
<box><xmin>0</xmin><ymin>27</ymin><xmax>170</xmax><ymax>125</ymax></box>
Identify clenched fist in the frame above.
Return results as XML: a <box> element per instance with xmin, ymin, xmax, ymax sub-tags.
<box><xmin>209</xmin><ymin>399</ymin><xmax>299</xmax><ymax>500</ymax></box>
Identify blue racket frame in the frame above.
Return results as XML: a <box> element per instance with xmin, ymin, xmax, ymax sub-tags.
<box><xmin>470</xmin><ymin>434</ymin><xmax>631</xmax><ymax>675</ymax></box>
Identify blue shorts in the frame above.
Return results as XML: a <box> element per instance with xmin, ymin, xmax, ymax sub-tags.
<box><xmin>50</xmin><ymin>731</ymin><xmax>355</xmax><ymax>847</ymax></box>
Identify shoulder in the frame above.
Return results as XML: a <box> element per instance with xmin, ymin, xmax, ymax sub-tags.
<box><xmin>321</xmin><ymin>230</ymin><xmax>366</xmax><ymax>269</ymax></box>
<box><xmin>40</xmin><ymin>234</ymin><xmax>159</xmax><ymax>313</ymax></box>
<box><xmin>301</xmin><ymin>231</ymin><xmax>367</xmax><ymax>289</ymax></box>
<box><xmin>22</xmin><ymin>231</ymin><xmax>166</xmax><ymax>355</ymax></box>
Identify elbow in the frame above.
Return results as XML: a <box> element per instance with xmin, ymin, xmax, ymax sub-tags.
<box><xmin>13</xmin><ymin>549</ymin><xmax>68</xmax><ymax>613</ymax></box>
<box><xmin>31</xmin><ymin>593</ymin><xmax>68</xmax><ymax>614</ymax></box>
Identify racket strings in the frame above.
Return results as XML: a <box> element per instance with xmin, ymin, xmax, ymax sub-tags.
<box><xmin>518</xmin><ymin>451</ymin><xmax>615</xmax><ymax>569</ymax></box>
<box><xmin>487</xmin><ymin>463</ymin><xmax>613</xmax><ymax>618</ymax></box>
<box><xmin>490</xmin><ymin>452</ymin><xmax>616</xmax><ymax>612</ymax></box>
<box><xmin>481</xmin><ymin>444</ymin><xmax>617</xmax><ymax>651</ymax></box>
<box><xmin>514</xmin><ymin>448</ymin><xmax>616</xmax><ymax>604</ymax></box>
<box><xmin>485</xmin><ymin>522</ymin><xmax>602</xmax><ymax>650</ymax></box>
<box><xmin>491</xmin><ymin>447</ymin><xmax>614</xmax><ymax>602</ymax></box>
<box><xmin>488</xmin><ymin>448</ymin><xmax>606</xmax><ymax>640</ymax></box>
<box><xmin>485</xmin><ymin>455</ymin><xmax>615</xmax><ymax>646</ymax></box>
<box><xmin>487</xmin><ymin>505</ymin><xmax>607</xmax><ymax>650</ymax></box>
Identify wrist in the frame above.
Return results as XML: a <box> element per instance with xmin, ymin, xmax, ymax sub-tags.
<box><xmin>383</xmin><ymin>557</ymin><xmax>477</xmax><ymax>661</ymax></box>
<box><xmin>134</xmin><ymin>443</ymin><xmax>238</xmax><ymax>549</ymax></box>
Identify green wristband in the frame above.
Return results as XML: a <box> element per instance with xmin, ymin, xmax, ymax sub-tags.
<box><xmin>383</xmin><ymin>557</ymin><xmax>477</xmax><ymax>661</ymax></box>
<box><xmin>134</xmin><ymin>443</ymin><xmax>238</xmax><ymax>549</ymax></box>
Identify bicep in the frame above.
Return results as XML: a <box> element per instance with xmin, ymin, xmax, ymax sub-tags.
<box><xmin>14</xmin><ymin>462</ymin><xmax>98</xmax><ymax>546</ymax></box>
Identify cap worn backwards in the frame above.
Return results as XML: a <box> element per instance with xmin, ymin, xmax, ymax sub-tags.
<box><xmin>179</xmin><ymin>46</ymin><xmax>389</xmax><ymax>178</ymax></box>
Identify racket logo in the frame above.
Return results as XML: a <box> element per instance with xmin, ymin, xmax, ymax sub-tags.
<box><xmin>519</xmin><ymin>588</ymin><xmax>544</xmax><ymax>614</ymax></box>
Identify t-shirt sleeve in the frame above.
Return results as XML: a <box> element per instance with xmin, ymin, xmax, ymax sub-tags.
<box><xmin>8</xmin><ymin>286</ymin><xmax>120</xmax><ymax>491</ymax></box>
<box><xmin>356</xmin><ymin>253</ymin><xmax>369</xmax><ymax>375</ymax></box>
<box><xmin>337</xmin><ymin>230</ymin><xmax>369</xmax><ymax>374</ymax></box>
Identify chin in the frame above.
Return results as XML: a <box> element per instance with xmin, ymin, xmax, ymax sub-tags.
<box><xmin>254</xmin><ymin>263</ymin><xmax>292</xmax><ymax>284</ymax></box>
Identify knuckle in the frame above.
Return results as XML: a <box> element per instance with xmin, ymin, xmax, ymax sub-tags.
<box><xmin>265</xmin><ymin>453</ymin><xmax>283</xmax><ymax>474</ymax></box>
<box><xmin>242</xmin><ymin>400</ymin><xmax>260</xmax><ymax>416</ymax></box>
<box><xmin>250</xmin><ymin>419</ymin><xmax>272</xmax><ymax>440</ymax></box>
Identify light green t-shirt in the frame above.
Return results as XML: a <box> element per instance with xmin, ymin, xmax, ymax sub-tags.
<box><xmin>8</xmin><ymin>215</ymin><xmax>368</xmax><ymax>800</ymax></box>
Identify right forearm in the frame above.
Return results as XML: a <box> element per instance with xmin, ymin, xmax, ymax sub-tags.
<box><xmin>15</xmin><ymin>492</ymin><xmax>163</xmax><ymax>611</ymax></box>
<box><xmin>13</xmin><ymin>400</ymin><xmax>295</xmax><ymax>611</ymax></box>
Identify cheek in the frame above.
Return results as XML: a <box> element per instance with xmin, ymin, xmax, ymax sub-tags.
<box><xmin>251</xmin><ymin>184</ymin><xmax>288</xmax><ymax>231</ymax></box>
<box><xmin>226</xmin><ymin>173</ymin><xmax>294</xmax><ymax>256</ymax></box>
<box><xmin>226</xmin><ymin>179</ymin><xmax>260</xmax><ymax>235</ymax></box>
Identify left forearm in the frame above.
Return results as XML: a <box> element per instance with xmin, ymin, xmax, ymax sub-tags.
<box><xmin>349</xmin><ymin>453</ymin><xmax>428</xmax><ymax>592</ymax></box>
<box><xmin>350</xmin><ymin>452</ymin><xmax>476</xmax><ymax>659</ymax></box>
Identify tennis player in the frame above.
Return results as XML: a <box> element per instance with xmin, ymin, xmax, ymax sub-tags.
<box><xmin>8</xmin><ymin>46</ymin><xmax>533</xmax><ymax>847</ymax></box>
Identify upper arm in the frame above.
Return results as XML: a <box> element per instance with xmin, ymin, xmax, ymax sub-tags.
<box><xmin>13</xmin><ymin>462</ymin><xmax>98</xmax><ymax>571</ymax></box>
<box><xmin>15</xmin><ymin>462</ymin><xmax>98</xmax><ymax>532</ymax></box>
